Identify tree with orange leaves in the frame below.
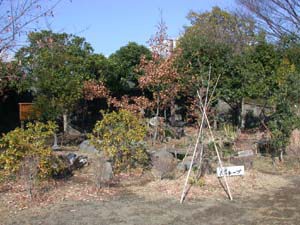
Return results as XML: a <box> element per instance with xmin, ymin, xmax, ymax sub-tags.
<box><xmin>138</xmin><ymin>17</ymin><xmax>182</xmax><ymax>141</ymax></box>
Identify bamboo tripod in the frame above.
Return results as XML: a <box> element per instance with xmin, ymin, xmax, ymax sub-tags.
<box><xmin>180</xmin><ymin>70</ymin><xmax>233</xmax><ymax>203</ymax></box>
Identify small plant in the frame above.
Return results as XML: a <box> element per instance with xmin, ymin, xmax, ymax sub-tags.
<box><xmin>0</xmin><ymin>121</ymin><xmax>58</xmax><ymax>179</ymax></box>
<box><xmin>222</xmin><ymin>123</ymin><xmax>238</xmax><ymax>142</ymax></box>
<box><xmin>90</xmin><ymin>110</ymin><xmax>149</xmax><ymax>173</ymax></box>
<box><xmin>268</xmin><ymin>102</ymin><xmax>300</xmax><ymax>161</ymax></box>
<box><xmin>189</xmin><ymin>176</ymin><xmax>206</xmax><ymax>187</ymax></box>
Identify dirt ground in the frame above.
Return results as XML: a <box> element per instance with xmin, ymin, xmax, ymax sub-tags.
<box><xmin>0</xmin><ymin>176</ymin><xmax>300</xmax><ymax>225</ymax></box>
<box><xmin>1</xmin><ymin>159</ymin><xmax>300</xmax><ymax>225</ymax></box>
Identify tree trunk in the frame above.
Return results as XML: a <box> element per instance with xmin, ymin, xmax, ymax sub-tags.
<box><xmin>240</xmin><ymin>98</ymin><xmax>245</xmax><ymax>129</ymax></box>
<box><xmin>279</xmin><ymin>149</ymin><xmax>284</xmax><ymax>162</ymax></box>
<box><xmin>170</xmin><ymin>99</ymin><xmax>176</xmax><ymax>126</ymax></box>
<box><xmin>63</xmin><ymin>113</ymin><xmax>68</xmax><ymax>133</ymax></box>
<box><xmin>153</xmin><ymin>96</ymin><xmax>160</xmax><ymax>145</ymax></box>
<box><xmin>229</xmin><ymin>100</ymin><xmax>243</xmax><ymax>128</ymax></box>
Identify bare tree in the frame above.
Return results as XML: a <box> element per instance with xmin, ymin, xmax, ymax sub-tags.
<box><xmin>236</xmin><ymin>0</ymin><xmax>300</xmax><ymax>38</ymax></box>
<box><xmin>0</xmin><ymin>0</ymin><xmax>62</xmax><ymax>58</ymax></box>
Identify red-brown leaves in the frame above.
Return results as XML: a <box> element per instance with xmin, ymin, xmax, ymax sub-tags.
<box><xmin>108</xmin><ymin>95</ymin><xmax>154</xmax><ymax>116</ymax></box>
<box><xmin>83</xmin><ymin>80</ymin><xmax>109</xmax><ymax>101</ymax></box>
<box><xmin>138</xmin><ymin>19</ymin><xmax>182</xmax><ymax>110</ymax></box>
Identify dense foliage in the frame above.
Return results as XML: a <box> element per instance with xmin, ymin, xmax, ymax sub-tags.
<box><xmin>90</xmin><ymin>110</ymin><xmax>149</xmax><ymax>172</ymax></box>
<box><xmin>15</xmin><ymin>31</ymin><xmax>94</xmax><ymax>121</ymax></box>
<box><xmin>1</xmin><ymin>4</ymin><xmax>299</xmax><ymax>158</ymax></box>
<box><xmin>0</xmin><ymin>121</ymin><xmax>58</xmax><ymax>179</ymax></box>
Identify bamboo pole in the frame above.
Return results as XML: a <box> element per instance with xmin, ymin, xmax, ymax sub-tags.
<box><xmin>180</xmin><ymin>67</ymin><xmax>233</xmax><ymax>203</ymax></box>
<box><xmin>180</xmin><ymin>110</ymin><xmax>205</xmax><ymax>203</ymax></box>
<box><xmin>197</xmin><ymin>91</ymin><xmax>233</xmax><ymax>201</ymax></box>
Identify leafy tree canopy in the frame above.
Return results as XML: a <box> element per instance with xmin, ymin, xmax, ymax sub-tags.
<box><xmin>16</xmin><ymin>30</ymin><xmax>94</xmax><ymax>120</ymax></box>
<box><xmin>108</xmin><ymin>42</ymin><xmax>151</xmax><ymax>95</ymax></box>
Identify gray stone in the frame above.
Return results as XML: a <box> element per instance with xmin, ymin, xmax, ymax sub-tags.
<box><xmin>237</xmin><ymin>150</ymin><xmax>254</xmax><ymax>157</ymax></box>
<box><xmin>101</xmin><ymin>161</ymin><xmax>113</xmax><ymax>182</ymax></box>
<box><xmin>176</xmin><ymin>156</ymin><xmax>198</xmax><ymax>172</ymax></box>
<box><xmin>230</xmin><ymin>155</ymin><xmax>254</xmax><ymax>170</ymax></box>
<box><xmin>177</xmin><ymin>161</ymin><xmax>188</xmax><ymax>172</ymax></box>
<box><xmin>67</xmin><ymin>125</ymin><xmax>81</xmax><ymax>136</ymax></box>
<box><xmin>94</xmin><ymin>158</ymin><xmax>113</xmax><ymax>187</ymax></box>
<box><xmin>66</xmin><ymin>153</ymin><xmax>77</xmax><ymax>164</ymax></box>
<box><xmin>152</xmin><ymin>150</ymin><xmax>174</xmax><ymax>160</ymax></box>
<box><xmin>79</xmin><ymin>140</ymin><xmax>98</xmax><ymax>153</ymax></box>
<box><xmin>151</xmin><ymin>151</ymin><xmax>176</xmax><ymax>179</ymax></box>
<box><xmin>72</xmin><ymin>155</ymin><xmax>88</xmax><ymax>170</ymax></box>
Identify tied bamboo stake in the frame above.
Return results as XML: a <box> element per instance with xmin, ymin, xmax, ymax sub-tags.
<box><xmin>180</xmin><ymin>66</ymin><xmax>212</xmax><ymax>204</ymax></box>
<box><xmin>180</xmin><ymin>66</ymin><xmax>233</xmax><ymax>203</ymax></box>
<box><xmin>197</xmin><ymin>91</ymin><xmax>233</xmax><ymax>201</ymax></box>
<box><xmin>180</xmin><ymin>111</ymin><xmax>205</xmax><ymax>203</ymax></box>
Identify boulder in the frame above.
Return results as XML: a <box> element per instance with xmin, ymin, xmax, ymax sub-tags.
<box><xmin>177</xmin><ymin>161</ymin><xmax>188</xmax><ymax>172</ymax></box>
<box><xmin>151</xmin><ymin>151</ymin><xmax>177</xmax><ymax>179</ymax></box>
<box><xmin>98</xmin><ymin>160</ymin><xmax>113</xmax><ymax>181</ymax></box>
<box><xmin>93</xmin><ymin>158</ymin><xmax>113</xmax><ymax>188</ymax></box>
<box><xmin>64</xmin><ymin>153</ymin><xmax>88</xmax><ymax>170</ymax></box>
<box><xmin>237</xmin><ymin>150</ymin><xmax>254</xmax><ymax>157</ymax></box>
<box><xmin>66</xmin><ymin>153</ymin><xmax>77</xmax><ymax>164</ymax></box>
<box><xmin>151</xmin><ymin>150</ymin><xmax>174</xmax><ymax>161</ymax></box>
<box><xmin>177</xmin><ymin>157</ymin><xmax>196</xmax><ymax>172</ymax></box>
<box><xmin>52</xmin><ymin>153</ymin><xmax>88</xmax><ymax>179</ymax></box>
<box><xmin>71</xmin><ymin>155</ymin><xmax>88</xmax><ymax>170</ymax></box>
<box><xmin>67</xmin><ymin>125</ymin><xmax>81</xmax><ymax>136</ymax></box>
<box><xmin>79</xmin><ymin>140</ymin><xmax>98</xmax><ymax>153</ymax></box>
<box><xmin>230</xmin><ymin>155</ymin><xmax>254</xmax><ymax>170</ymax></box>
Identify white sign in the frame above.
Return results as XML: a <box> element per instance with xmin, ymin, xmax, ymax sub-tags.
<box><xmin>217</xmin><ymin>166</ymin><xmax>244</xmax><ymax>177</ymax></box>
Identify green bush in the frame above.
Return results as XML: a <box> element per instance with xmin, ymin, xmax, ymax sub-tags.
<box><xmin>90</xmin><ymin>110</ymin><xmax>149</xmax><ymax>173</ymax></box>
<box><xmin>268</xmin><ymin>102</ymin><xmax>300</xmax><ymax>155</ymax></box>
<box><xmin>0</xmin><ymin>121</ymin><xmax>58</xmax><ymax>179</ymax></box>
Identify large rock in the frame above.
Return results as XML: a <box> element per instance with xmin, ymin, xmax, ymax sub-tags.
<box><xmin>177</xmin><ymin>161</ymin><xmax>188</xmax><ymax>172</ymax></box>
<box><xmin>93</xmin><ymin>158</ymin><xmax>113</xmax><ymax>188</ymax></box>
<box><xmin>177</xmin><ymin>156</ymin><xmax>197</xmax><ymax>172</ymax></box>
<box><xmin>151</xmin><ymin>150</ymin><xmax>174</xmax><ymax>161</ymax></box>
<box><xmin>52</xmin><ymin>153</ymin><xmax>88</xmax><ymax>179</ymax></box>
<box><xmin>64</xmin><ymin>153</ymin><xmax>88</xmax><ymax>170</ymax></box>
<box><xmin>79</xmin><ymin>140</ymin><xmax>98</xmax><ymax>153</ymax></box>
<box><xmin>230</xmin><ymin>155</ymin><xmax>254</xmax><ymax>170</ymax></box>
<box><xmin>237</xmin><ymin>150</ymin><xmax>254</xmax><ymax>157</ymax></box>
<box><xmin>151</xmin><ymin>151</ymin><xmax>177</xmax><ymax>179</ymax></box>
<box><xmin>67</xmin><ymin>125</ymin><xmax>81</xmax><ymax>136</ymax></box>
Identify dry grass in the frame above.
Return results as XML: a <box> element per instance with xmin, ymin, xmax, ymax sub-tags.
<box><xmin>128</xmin><ymin>169</ymin><xmax>291</xmax><ymax>202</ymax></box>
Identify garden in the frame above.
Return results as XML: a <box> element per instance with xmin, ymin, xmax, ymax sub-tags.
<box><xmin>0</xmin><ymin>1</ymin><xmax>300</xmax><ymax>224</ymax></box>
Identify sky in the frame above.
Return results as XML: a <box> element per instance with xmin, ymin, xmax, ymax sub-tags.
<box><xmin>47</xmin><ymin>0</ymin><xmax>237</xmax><ymax>56</ymax></box>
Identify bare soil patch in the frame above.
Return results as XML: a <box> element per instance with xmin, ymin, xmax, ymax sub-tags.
<box><xmin>1</xmin><ymin>148</ymin><xmax>300</xmax><ymax>225</ymax></box>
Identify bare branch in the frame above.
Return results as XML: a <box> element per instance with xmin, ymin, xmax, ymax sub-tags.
<box><xmin>237</xmin><ymin>0</ymin><xmax>300</xmax><ymax>38</ymax></box>
<box><xmin>0</xmin><ymin>0</ymin><xmax>62</xmax><ymax>56</ymax></box>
